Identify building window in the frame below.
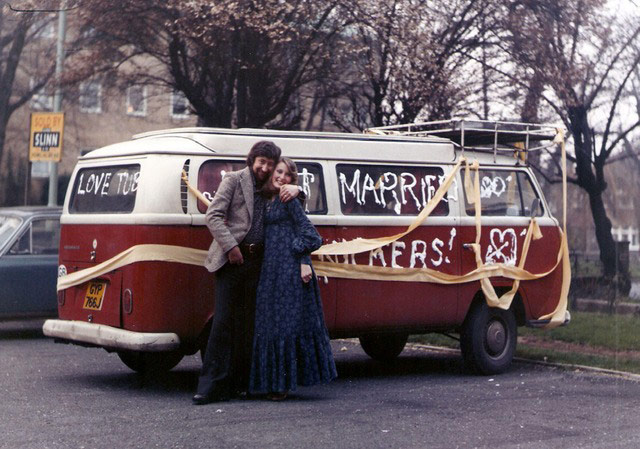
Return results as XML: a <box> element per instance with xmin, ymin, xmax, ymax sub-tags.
<box><xmin>79</xmin><ymin>80</ymin><xmax>102</xmax><ymax>113</ymax></box>
<box><xmin>30</xmin><ymin>78</ymin><xmax>53</xmax><ymax>111</ymax></box>
<box><xmin>171</xmin><ymin>90</ymin><xmax>190</xmax><ymax>118</ymax></box>
<box><xmin>126</xmin><ymin>85</ymin><xmax>147</xmax><ymax>116</ymax></box>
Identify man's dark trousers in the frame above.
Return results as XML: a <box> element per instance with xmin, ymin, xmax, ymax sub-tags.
<box><xmin>196</xmin><ymin>255</ymin><xmax>262</xmax><ymax>397</ymax></box>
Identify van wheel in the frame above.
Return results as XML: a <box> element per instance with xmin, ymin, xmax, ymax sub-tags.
<box><xmin>460</xmin><ymin>302</ymin><xmax>517</xmax><ymax>375</ymax></box>
<box><xmin>359</xmin><ymin>333</ymin><xmax>408</xmax><ymax>361</ymax></box>
<box><xmin>117</xmin><ymin>350</ymin><xmax>183</xmax><ymax>373</ymax></box>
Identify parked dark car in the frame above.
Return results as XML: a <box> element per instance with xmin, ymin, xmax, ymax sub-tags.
<box><xmin>0</xmin><ymin>206</ymin><xmax>62</xmax><ymax>319</ymax></box>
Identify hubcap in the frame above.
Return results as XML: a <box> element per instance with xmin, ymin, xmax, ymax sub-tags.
<box><xmin>486</xmin><ymin>320</ymin><xmax>506</xmax><ymax>356</ymax></box>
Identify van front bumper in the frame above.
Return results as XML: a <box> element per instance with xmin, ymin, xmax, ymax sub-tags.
<box><xmin>42</xmin><ymin>319</ymin><xmax>180</xmax><ymax>352</ymax></box>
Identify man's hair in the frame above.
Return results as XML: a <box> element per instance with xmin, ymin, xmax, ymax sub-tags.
<box><xmin>247</xmin><ymin>140</ymin><xmax>281</xmax><ymax>167</ymax></box>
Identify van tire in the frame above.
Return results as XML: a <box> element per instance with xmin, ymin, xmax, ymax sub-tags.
<box><xmin>460</xmin><ymin>302</ymin><xmax>517</xmax><ymax>375</ymax></box>
<box><xmin>117</xmin><ymin>350</ymin><xmax>183</xmax><ymax>373</ymax></box>
<box><xmin>359</xmin><ymin>333</ymin><xmax>408</xmax><ymax>361</ymax></box>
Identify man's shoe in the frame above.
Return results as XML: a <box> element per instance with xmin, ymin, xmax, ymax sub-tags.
<box><xmin>192</xmin><ymin>392</ymin><xmax>230</xmax><ymax>405</ymax></box>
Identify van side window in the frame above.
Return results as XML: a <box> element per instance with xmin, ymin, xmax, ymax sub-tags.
<box><xmin>336</xmin><ymin>164</ymin><xmax>449</xmax><ymax>216</ymax></box>
<box><xmin>197</xmin><ymin>160</ymin><xmax>328</xmax><ymax>214</ymax></box>
<box><xmin>197</xmin><ymin>160</ymin><xmax>246</xmax><ymax>213</ymax></box>
<box><xmin>295</xmin><ymin>163</ymin><xmax>327</xmax><ymax>214</ymax></box>
<box><xmin>464</xmin><ymin>170</ymin><xmax>543</xmax><ymax>217</ymax></box>
<box><xmin>70</xmin><ymin>165</ymin><xmax>140</xmax><ymax>213</ymax></box>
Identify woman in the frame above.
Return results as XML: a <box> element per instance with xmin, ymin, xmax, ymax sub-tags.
<box><xmin>249</xmin><ymin>157</ymin><xmax>337</xmax><ymax>400</ymax></box>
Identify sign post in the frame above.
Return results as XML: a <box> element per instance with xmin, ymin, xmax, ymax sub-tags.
<box><xmin>29</xmin><ymin>112</ymin><xmax>64</xmax><ymax>163</ymax></box>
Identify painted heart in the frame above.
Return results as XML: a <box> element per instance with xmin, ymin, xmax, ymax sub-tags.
<box><xmin>485</xmin><ymin>228</ymin><xmax>518</xmax><ymax>266</ymax></box>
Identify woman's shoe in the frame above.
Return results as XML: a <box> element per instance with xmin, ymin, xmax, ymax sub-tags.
<box><xmin>266</xmin><ymin>392</ymin><xmax>288</xmax><ymax>401</ymax></box>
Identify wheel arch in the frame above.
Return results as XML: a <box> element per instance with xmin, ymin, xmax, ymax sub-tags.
<box><xmin>462</xmin><ymin>288</ymin><xmax>526</xmax><ymax>328</ymax></box>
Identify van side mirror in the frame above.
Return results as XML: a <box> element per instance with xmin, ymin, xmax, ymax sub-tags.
<box><xmin>529</xmin><ymin>198</ymin><xmax>541</xmax><ymax>217</ymax></box>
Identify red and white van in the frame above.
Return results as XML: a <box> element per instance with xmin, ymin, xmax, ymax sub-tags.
<box><xmin>44</xmin><ymin>120</ymin><xmax>569</xmax><ymax>375</ymax></box>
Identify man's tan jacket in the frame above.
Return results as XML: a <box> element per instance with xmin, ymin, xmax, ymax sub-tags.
<box><xmin>204</xmin><ymin>166</ymin><xmax>254</xmax><ymax>272</ymax></box>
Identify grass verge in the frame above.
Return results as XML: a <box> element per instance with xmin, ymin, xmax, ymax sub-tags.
<box><xmin>410</xmin><ymin>311</ymin><xmax>640</xmax><ymax>374</ymax></box>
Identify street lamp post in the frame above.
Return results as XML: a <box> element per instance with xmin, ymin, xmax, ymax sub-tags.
<box><xmin>47</xmin><ymin>0</ymin><xmax>66</xmax><ymax>207</ymax></box>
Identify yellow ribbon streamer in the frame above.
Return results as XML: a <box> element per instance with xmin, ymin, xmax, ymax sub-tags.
<box><xmin>313</xmin><ymin>157</ymin><xmax>465</xmax><ymax>256</ymax></box>
<box><xmin>57</xmin><ymin>244</ymin><xmax>207</xmax><ymax>292</ymax></box>
<box><xmin>536</xmin><ymin>129</ymin><xmax>571</xmax><ymax>328</ymax></box>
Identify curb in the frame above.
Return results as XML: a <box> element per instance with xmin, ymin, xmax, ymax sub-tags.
<box><xmin>404</xmin><ymin>342</ymin><xmax>640</xmax><ymax>382</ymax></box>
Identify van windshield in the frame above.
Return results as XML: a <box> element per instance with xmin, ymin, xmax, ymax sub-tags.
<box><xmin>69</xmin><ymin>165</ymin><xmax>141</xmax><ymax>213</ymax></box>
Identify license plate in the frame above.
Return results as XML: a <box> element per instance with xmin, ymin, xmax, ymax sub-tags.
<box><xmin>83</xmin><ymin>281</ymin><xmax>107</xmax><ymax>311</ymax></box>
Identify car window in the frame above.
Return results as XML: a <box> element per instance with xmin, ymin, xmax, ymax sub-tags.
<box><xmin>464</xmin><ymin>170</ymin><xmax>543</xmax><ymax>217</ymax></box>
<box><xmin>0</xmin><ymin>216</ymin><xmax>22</xmax><ymax>249</ymax></box>
<box><xmin>8</xmin><ymin>218</ymin><xmax>60</xmax><ymax>256</ymax></box>
<box><xmin>32</xmin><ymin>219</ymin><xmax>60</xmax><ymax>254</ymax></box>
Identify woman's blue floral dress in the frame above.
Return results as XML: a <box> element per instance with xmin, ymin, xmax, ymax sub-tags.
<box><xmin>249</xmin><ymin>197</ymin><xmax>337</xmax><ymax>394</ymax></box>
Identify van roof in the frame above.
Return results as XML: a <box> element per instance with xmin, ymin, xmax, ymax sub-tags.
<box><xmin>78</xmin><ymin>127</ymin><xmax>528</xmax><ymax>165</ymax></box>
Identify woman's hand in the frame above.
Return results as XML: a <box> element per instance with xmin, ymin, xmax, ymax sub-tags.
<box><xmin>301</xmin><ymin>264</ymin><xmax>312</xmax><ymax>283</ymax></box>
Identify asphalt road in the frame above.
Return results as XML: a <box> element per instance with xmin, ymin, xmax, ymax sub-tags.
<box><xmin>1</xmin><ymin>320</ymin><xmax>640</xmax><ymax>449</ymax></box>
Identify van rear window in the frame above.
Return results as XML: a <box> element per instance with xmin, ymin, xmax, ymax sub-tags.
<box><xmin>70</xmin><ymin>165</ymin><xmax>140</xmax><ymax>213</ymax></box>
<box><xmin>337</xmin><ymin>164</ymin><xmax>450</xmax><ymax>216</ymax></box>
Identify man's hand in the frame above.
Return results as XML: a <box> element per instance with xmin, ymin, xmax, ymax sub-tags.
<box><xmin>279</xmin><ymin>184</ymin><xmax>300</xmax><ymax>203</ymax></box>
<box><xmin>227</xmin><ymin>246</ymin><xmax>244</xmax><ymax>265</ymax></box>
<box><xmin>301</xmin><ymin>264</ymin><xmax>312</xmax><ymax>283</ymax></box>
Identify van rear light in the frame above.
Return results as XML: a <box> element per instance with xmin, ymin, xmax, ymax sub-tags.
<box><xmin>123</xmin><ymin>288</ymin><xmax>133</xmax><ymax>314</ymax></box>
<box><xmin>57</xmin><ymin>290</ymin><xmax>65</xmax><ymax>306</ymax></box>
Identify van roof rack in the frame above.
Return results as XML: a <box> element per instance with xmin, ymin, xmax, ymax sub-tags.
<box><xmin>365</xmin><ymin>119</ymin><xmax>560</xmax><ymax>162</ymax></box>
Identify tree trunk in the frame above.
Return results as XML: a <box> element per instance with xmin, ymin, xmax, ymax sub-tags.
<box><xmin>236</xmin><ymin>67</ymin><xmax>247</xmax><ymax>128</ymax></box>
<box><xmin>568</xmin><ymin>105</ymin><xmax>617</xmax><ymax>278</ymax></box>
<box><xmin>588</xmin><ymin>190</ymin><xmax>617</xmax><ymax>278</ymax></box>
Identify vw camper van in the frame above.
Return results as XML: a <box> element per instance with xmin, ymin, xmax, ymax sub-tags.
<box><xmin>44</xmin><ymin>120</ymin><xmax>569</xmax><ymax>375</ymax></box>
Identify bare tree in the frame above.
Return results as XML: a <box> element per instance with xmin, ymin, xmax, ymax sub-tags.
<box><xmin>328</xmin><ymin>0</ymin><xmax>494</xmax><ymax>132</ymax></box>
<box><xmin>69</xmin><ymin>0</ymin><xmax>354</xmax><ymax>129</ymax></box>
<box><xmin>488</xmin><ymin>0</ymin><xmax>640</xmax><ymax>279</ymax></box>
<box><xmin>0</xmin><ymin>2</ymin><xmax>58</xmax><ymax>170</ymax></box>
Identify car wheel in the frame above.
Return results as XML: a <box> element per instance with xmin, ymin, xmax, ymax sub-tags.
<box><xmin>359</xmin><ymin>333</ymin><xmax>408</xmax><ymax>361</ymax></box>
<box><xmin>460</xmin><ymin>301</ymin><xmax>517</xmax><ymax>375</ymax></box>
<box><xmin>117</xmin><ymin>350</ymin><xmax>183</xmax><ymax>373</ymax></box>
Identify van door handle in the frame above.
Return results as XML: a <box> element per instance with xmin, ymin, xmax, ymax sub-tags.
<box><xmin>462</xmin><ymin>243</ymin><xmax>475</xmax><ymax>251</ymax></box>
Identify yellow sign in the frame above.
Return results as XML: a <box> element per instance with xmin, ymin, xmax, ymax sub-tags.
<box><xmin>29</xmin><ymin>112</ymin><xmax>64</xmax><ymax>162</ymax></box>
